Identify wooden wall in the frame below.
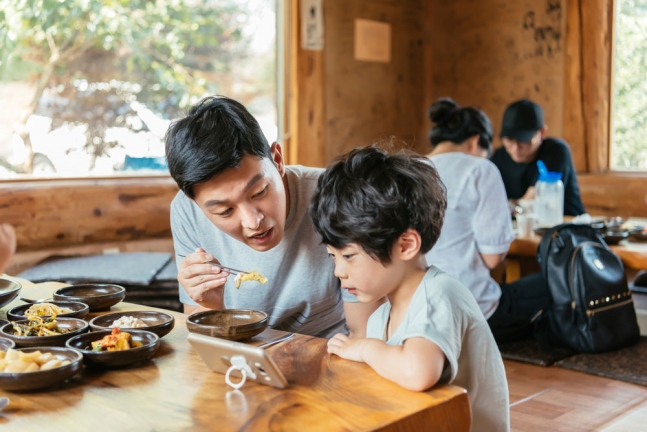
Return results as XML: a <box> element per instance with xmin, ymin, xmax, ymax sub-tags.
<box><xmin>323</xmin><ymin>0</ymin><xmax>428</xmax><ymax>161</ymax></box>
<box><xmin>0</xmin><ymin>178</ymin><xmax>178</xmax><ymax>274</ymax></box>
<box><xmin>425</xmin><ymin>0</ymin><xmax>566</xmax><ymax>152</ymax></box>
<box><xmin>291</xmin><ymin>0</ymin><xmax>430</xmax><ymax>167</ymax></box>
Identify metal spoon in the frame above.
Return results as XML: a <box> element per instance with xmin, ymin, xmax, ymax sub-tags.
<box><xmin>0</xmin><ymin>396</ymin><xmax>9</xmax><ymax>411</ymax></box>
<box><xmin>257</xmin><ymin>332</ymin><xmax>294</xmax><ymax>349</ymax></box>
<box><xmin>19</xmin><ymin>297</ymin><xmax>53</xmax><ymax>304</ymax></box>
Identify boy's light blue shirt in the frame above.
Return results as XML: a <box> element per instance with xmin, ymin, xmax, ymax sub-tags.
<box><xmin>366</xmin><ymin>266</ymin><xmax>510</xmax><ymax>432</ymax></box>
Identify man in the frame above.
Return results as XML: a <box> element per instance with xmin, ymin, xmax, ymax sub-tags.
<box><xmin>165</xmin><ymin>96</ymin><xmax>380</xmax><ymax>338</ymax></box>
<box><xmin>490</xmin><ymin>99</ymin><xmax>586</xmax><ymax>216</ymax></box>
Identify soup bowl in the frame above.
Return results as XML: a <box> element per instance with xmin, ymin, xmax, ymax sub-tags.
<box><xmin>186</xmin><ymin>309</ymin><xmax>269</xmax><ymax>341</ymax></box>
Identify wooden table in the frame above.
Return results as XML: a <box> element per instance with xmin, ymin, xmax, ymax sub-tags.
<box><xmin>506</xmin><ymin>228</ymin><xmax>647</xmax><ymax>282</ymax></box>
<box><xmin>0</xmin><ymin>278</ymin><xmax>471</xmax><ymax>431</ymax></box>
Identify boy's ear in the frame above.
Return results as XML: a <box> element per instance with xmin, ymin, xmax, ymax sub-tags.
<box><xmin>395</xmin><ymin>229</ymin><xmax>422</xmax><ymax>261</ymax></box>
<box><xmin>270</xmin><ymin>142</ymin><xmax>286</xmax><ymax>176</ymax></box>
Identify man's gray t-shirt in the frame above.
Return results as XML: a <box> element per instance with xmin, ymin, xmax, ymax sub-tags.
<box><xmin>171</xmin><ymin>165</ymin><xmax>354</xmax><ymax>338</ymax></box>
<box><xmin>367</xmin><ymin>266</ymin><xmax>510</xmax><ymax>432</ymax></box>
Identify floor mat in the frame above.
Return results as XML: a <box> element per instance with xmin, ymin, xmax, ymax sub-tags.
<box><xmin>498</xmin><ymin>337</ymin><xmax>577</xmax><ymax>367</ymax></box>
<box><xmin>555</xmin><ymin>337</ymin><xmax>647</xmax><ymax>387</ymax></box>
<box><xmin>18</xmin><ymin>252</ymin><xmax>172</xmax><ymax>286</ymax></box>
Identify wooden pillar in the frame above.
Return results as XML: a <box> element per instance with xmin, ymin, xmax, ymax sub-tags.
<box><xmin>564</xmin><ymin>0</ymin><xmax>613</xmax><ymax>173</ymax></box>
<box><xmin>287</xmin><ymin>0</ymin><xmax>326</xmax><ymax>168</ymax></box>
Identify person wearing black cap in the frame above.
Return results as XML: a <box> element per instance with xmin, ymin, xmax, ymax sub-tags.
<box><xmin>490</xmin><ymin>99</ymin><xmax>586</xmax><ymax>216</ymax></box>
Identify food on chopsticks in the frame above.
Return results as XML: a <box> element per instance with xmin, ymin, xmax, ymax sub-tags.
<box><xmin>91</xmin><ymin>327</ymin><xmax>143</xmax><ymax>352</ymax></box>
<box><xmin>110</xmin><ymin>316</ymin><xmax>148</xmax><ymax>329</ymax></box>
<box><xmin>234</xmin><ymin>270</ymin><xmax>268</xmax><ymax>289</ymax></box>
<box><xmin>0</xmin><ymin>349</ymin><xmax>71</xmax><ymax>373</ymax></box>
<box><xmin>25</xmin><ymin>302</ymin><xmax>72</xmax><ymax>317</ymax></box>
<box><xmin>11</xmin><ymin>316</ymin><xmax>70</xmax><ymax>337</ymax></box>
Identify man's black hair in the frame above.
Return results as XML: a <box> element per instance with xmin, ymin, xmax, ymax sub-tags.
<box><xmin>165</xmin><ymin>95</ymin><xmax>272</xmax><ymax>198</ymax></box>
<box><xmin>309</xmin><ymin>145</ymin><xmax>447</xmax><ymax>264</ymax></box>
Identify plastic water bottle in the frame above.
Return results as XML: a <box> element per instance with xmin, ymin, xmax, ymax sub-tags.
<box><xmin>535</xmin><ymin>161</ymin><xmax>564</xmax><ymax>228</ymax></box>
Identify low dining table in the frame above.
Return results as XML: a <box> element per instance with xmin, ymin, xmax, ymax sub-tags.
<box><xmin>505</xmin><ymin>219</ymin><xmax>647</xmax><ymax>283</ymax></box>
<box><xmin>0</xmin><ymin>277</ymin><xmax>471</xmax><ymax>431</ymax></box>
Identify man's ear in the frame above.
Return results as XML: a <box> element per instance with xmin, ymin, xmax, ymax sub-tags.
<box><xmin>539</xmin><ymin>125</ymin><xmax>548</xmax><ymax>140</ymax></box>
<box><xmin>270</xmin><ymin>142</ymin><xmax>286</xmax><ymax>177</ymax></box>
<box><xmin>395</xmin><ymin>229</ymin><xmax>422</xmax><ymax>261</ymax></box>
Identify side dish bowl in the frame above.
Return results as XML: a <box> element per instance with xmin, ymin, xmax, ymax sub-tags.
<box><xmin>0</xmin><ymin>337</ymin><xmax>15</xmax><ymax>351</ymax></box>
<box><xmin>65</xmin><ymin>329</ymin><xmax>160</xmax><ymax>368</ymax></box>
<box><xmin>89</xmin><ymin>311</ymin><xmax>175</xmax><ymax>339</ymax></box>
<box><xmin>0</xmin><ymin>346</ymin><xmax>83</xmax><ymax>391</ymax></box>
<box><xmin>0</xmin><ymin>278</ymin><xmax>21</xmax><ymax>309</ymax></box>
<box><xmin>0</xmin><ymin>317</ymin><xmax>90</xmax><ymax>348</ymax></box>
<box><xmin>601</xmin><ymin>229</ymin><xmax>629</xmax><ymax>245</ymax></box>
<box><xmin>53</xmin><ymin>284</ymin><xmax>126</xmax><ymax>311</ymax></box>
<box><xmin>7</xmin><ymin>301</ymin><xmax>90</xmax><ymax>321</ymax></box>
<box><xmin>186</xmin><ymin>309</ymin><xmax>269</xmax><ymax>341</ymax></box>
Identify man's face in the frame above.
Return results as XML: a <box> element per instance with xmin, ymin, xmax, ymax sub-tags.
<box><xmin>502</xmin><ymin>130</ymin><xmax>543</xmax><ymax>163</ymax></box>
<box><xmin>191</xmin><ymin>143</ymin><xmax>287</xmax><ymax>252</ymax></box>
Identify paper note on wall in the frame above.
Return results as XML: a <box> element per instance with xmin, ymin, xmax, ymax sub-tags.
<box><xmin>301</xmin><ymin>0</ymin><xmax>324</xmax><ymax>51</ymax></box>
<box><xmin>354</xmin><ymin>19</ymin><xmax>391</xmax><ymax>63</ymax></box>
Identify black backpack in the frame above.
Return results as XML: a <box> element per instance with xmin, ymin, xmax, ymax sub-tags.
<box><xmin>537</xmin><ymin>223</ymin><xmax>640</xmax><ymax>353</ymax></box>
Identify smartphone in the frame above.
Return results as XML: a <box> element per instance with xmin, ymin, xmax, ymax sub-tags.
<box><xmin>187</xmin><ymin>332</ymin><xmax>288</xmax><ymax>389</ymax></box>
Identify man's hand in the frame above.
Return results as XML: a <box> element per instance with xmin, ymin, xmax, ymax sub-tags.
<box><xmin>327</xmin><ymin>333</ymin><xmax>368</xmax><ymax>362</ymax></box>
<box><xmin>178</xmin><ymin>247</ymin><xmax>229</xmax><ymax>310</ymax></box>
<box><xmin>0</xmin><ymin>224</ymin><xmax>16</xmax><ymax>274</ymax></box>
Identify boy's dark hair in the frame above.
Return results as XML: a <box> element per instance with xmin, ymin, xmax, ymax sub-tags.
<box><xmin>427</xmin><ymin>97</ymin><xmax>493</xmax><ymax>156</ymax></box>
<box><xmin>165</xmin><ymin>95</ymin><xmax>272</xmax><ymax>198</ymax></box>
<box><xmin>310</xmin><ymin>145</ymin><xmax>447</xmax><ymax>264</ymax></box>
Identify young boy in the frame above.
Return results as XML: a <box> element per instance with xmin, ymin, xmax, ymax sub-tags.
<box><xmin>309</xmin><ymin>146</ymin><xmax>510</xmax><ymax>432</ymax></box>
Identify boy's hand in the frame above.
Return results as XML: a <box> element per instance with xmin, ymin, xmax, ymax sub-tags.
<box><xmin>178</xmin><ymin>247</ymin><xmax>230</xmax><ymax>310</ymax></box>
<box><xmin>327</xmin><ymin>333</ymin><xmax>367</xmax><ymax>362</ymax></box>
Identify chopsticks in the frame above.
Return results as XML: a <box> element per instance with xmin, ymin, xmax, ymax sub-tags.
<box><xmin>176</xmin><ymin>254</ymin><xmax>248</xmax><ymax>275</ymax></box>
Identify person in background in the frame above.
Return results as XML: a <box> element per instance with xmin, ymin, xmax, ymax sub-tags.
<box><xmin>164</xmin><ymin>95</ymin><xmax>381</xmax><ymax>338</ymax></box>
<box><xmin>310</xmin><ymin>145</ymin><xmax>509</xmax><ymax>432</ymax></box>
<box><xmin>490</xmin><ymin>99</ymin><xmax>586</xmax><ymax>216</ymax></box>
<box><xmin>425</xmin><ymin>98</ymin><xmax>550</xmax><ymax>344</ymax></box>
<box><xmin>0</xmin><ymin>223</ymin><xmax>16</xmax><ymax>274</ymax></box>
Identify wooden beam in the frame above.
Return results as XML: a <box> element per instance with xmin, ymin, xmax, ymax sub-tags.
<box><xmin>0</xmin><ymin>178</ymin><xmax>178</xmax><ymax>252</ymax></box>
<box><xmin>582</xmin><ymin>0</ymin><xmax>613</xmax><ymax>173</ymax></box>
<box><xmin>578</xmin><ymin>173</ymin><xmax>647</xmax><ymax>218</ymax></box>
<box><xmin>288</xmin><ymin>0</ymin><xmax>325</xmax><ymax>168</ymax></box>
<box><xmin>563</xmin><ymin>0</ymin><xmax>587</xmax><ymax>172</ymax></box>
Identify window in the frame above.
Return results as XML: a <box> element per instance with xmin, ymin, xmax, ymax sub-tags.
<box><xmin>612</xmin><ymin>0</ymin><xmax>647</xmax><ymax>170</ymax></box>
<box><xmin>0</xmin><ymin>0</ymin><xmax>278</xmax><ymax>179</ymax></box>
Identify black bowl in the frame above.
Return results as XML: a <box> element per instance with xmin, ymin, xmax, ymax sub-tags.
<box><xmin>89</xmin><ymin>311</ymin><xmax>175</xmax><ymax>339</ymax></box>
<box><xmin>604</xmin><ymin>217</ymin><xmax>625</xmax><ymax>229</ymax></box>
<box><xmin>7</xmin><ymin>301</ymin><xmax>90</xmax><ymax>321</ymax></box>
<box><xmin>66</xmin><ymin>329</ymin><xmax>160</xmax><ymax>368</ymax></box>
<box><xmin>0</xmin><ymin>277</ymin><xmax>21</xmax><ymax>309</ymax></box>
<box><xmin>0</xmin><ymin>317</ymin><xmax>90</xmax><ymax>348</ymax></box>
<box><xmin>0</xmin><ymin>346</ymin><xmax>83</xmax><ymax>391</ymax></box>
<box><xmin>628</xmin><ymin>227</ymin><xmax>647</xmax><ymax>242</ymax></box>
<box><xmin>0</xmin><ymin>336</ymin><xmax>15</xmax><ymax>351</ymax></box>
<box><xmin>601</xmin><ymin>229</ymin><xmax>629</xmax><ymax>245</ymax></box>
<box><xmin>186</xmin><ymin>309</ymin><xmax>269</xmax><ymax>341</ymax></box>
<box><xmin>53</xmin><ymin>284</ymin><xmax>126</xmax><ymax>311</ymax></box>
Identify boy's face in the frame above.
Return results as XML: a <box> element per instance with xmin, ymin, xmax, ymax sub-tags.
<box><xmin>326</xmin><ymin>243</ymin><xmax>399</xmax><ymax>303</ymax></box>
<box><xmin>191</xmin><ymin>143</ymin><xmax>288</xmax><ymax>252</ymax></box>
